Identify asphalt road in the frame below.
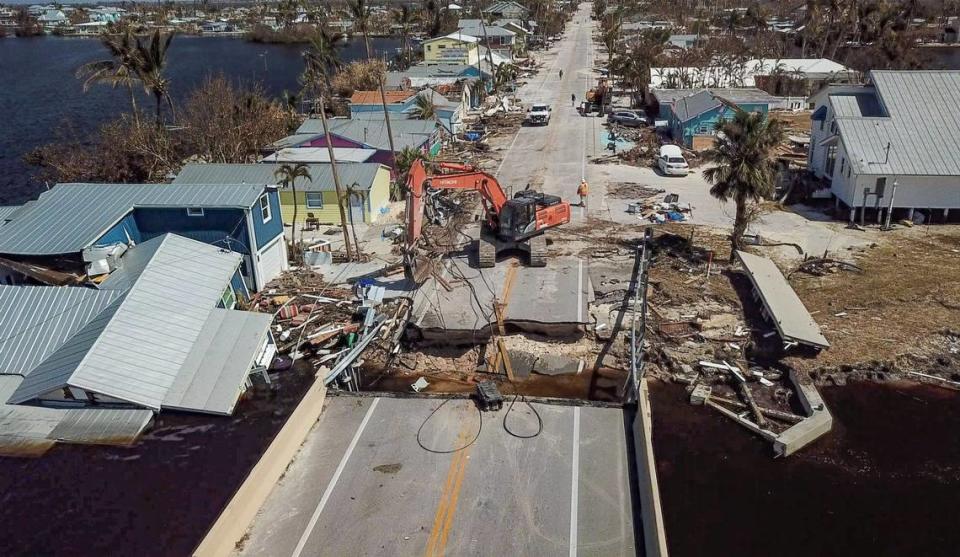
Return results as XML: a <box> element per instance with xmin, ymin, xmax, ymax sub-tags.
<box><xmin>236</xmin><ymin>396</ymin><xmax>637</xmax><ymax>557</ymax></box>
<box><xmin>495</xmin><ymin>4</ymin><xmax>601</xmax><ymax>226</ymax></box>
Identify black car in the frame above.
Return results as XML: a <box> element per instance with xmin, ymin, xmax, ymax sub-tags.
<box><xmin>607</xmin><ymin>110</ymin><xmax>648</xmax><ymax>127</ymax></box>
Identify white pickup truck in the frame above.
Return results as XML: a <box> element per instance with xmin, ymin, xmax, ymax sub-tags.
<box><xmin>525</xmin><ymin>103</ymin><xmax>552</xmax><ymax>126</ymax></box>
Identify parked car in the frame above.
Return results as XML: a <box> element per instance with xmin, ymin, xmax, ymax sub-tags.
<box><xmin>607</xmin><ymin>110</ymin><xmax>647</xmax><ymax>127</ymax></box>
<box><xmin>657</xmin><ymin>145</ymin><xmax>689</xmax><ymax>176</ymax></box>
<box><xmin>525</xmin><ymin>103</ymin><xmax>552</xmax><ymax>126</ymax></box>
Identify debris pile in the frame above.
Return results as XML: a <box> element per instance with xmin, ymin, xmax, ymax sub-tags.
<box><xmin>254</xmin><ymin>270</ymin><xmax>411</xmax><ymax>391</ymax></box>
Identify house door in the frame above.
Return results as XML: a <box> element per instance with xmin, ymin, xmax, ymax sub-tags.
<box><xmin>350</xmin><ymin>193</ymin><xmax>366</xmax><ymax>224</ymax></box>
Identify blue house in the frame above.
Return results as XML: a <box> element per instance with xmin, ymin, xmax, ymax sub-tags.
<box><xmin>0</xmin><ymin>183</ymin><xmax>286</xmax><ymax>291</ymax></box>
<box><xmin>652</xmin><ymin>88</ymin><xmax>779</xmax><ymax>149</ymax></box>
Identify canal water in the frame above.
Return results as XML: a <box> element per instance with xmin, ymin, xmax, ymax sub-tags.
<box><xmin>0</xmin><ymin>35</ymin><xmax>400</xmax><ymax>204</ymax></box>
<box><xmin>650</xmin><ymin>380</ymin><xmax>960</xmax><ymax>557</ymax></box>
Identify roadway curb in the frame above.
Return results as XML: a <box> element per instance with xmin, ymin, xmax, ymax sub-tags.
<box><xmin>633</xmin><ymin>378</ymin><xmax>670</xmax><ymax>557</ymax></box>
<box><xmin>193</xmin><ymin>377</ymin><xmax>328</xmax><ymax>557</ymax></box>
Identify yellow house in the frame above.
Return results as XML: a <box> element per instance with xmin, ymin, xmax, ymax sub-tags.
<box><xmin>422</xmin><ymin>32</ymin><xmax>481</xmax><ymax>65</ymax></box>
<box><xmin>172</xmin><ymin>162</ymin><xmax>392</xmax><ymax>226</ymax></box>
<box><xmin>279</xmin><ymin>163</ymin><xmax>391</xmax><ymax>225</ymax></box>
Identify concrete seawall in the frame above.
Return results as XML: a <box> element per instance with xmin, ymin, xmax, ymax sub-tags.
<box><xmin>193</xmin><ymin>377</ymin><xmax>328</xmax><ymax>557</ymax></box>
<box><xmin>774</xmin><ymin>370</ymin><xmax>833</xmax><ymax>457</ymax></box>
<box><xmin>633</xmin><ymin>378</ymin><xmax>670</xmax><ymax>557</ymax></box>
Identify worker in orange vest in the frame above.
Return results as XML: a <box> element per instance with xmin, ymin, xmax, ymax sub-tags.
<box><xmin>577</xmin><ymin>179</ymin><xmax>589</xmax><ymax>208</ymax></box>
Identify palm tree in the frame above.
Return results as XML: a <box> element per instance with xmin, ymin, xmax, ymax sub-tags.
<box><xmin>409</xmin><ymin>92</ymin><xmax>437</xmax><ymax>120</ymax></box>
<box><xmin>392</xmin><ymin>3</ymin><xmax>416</xmax><ymax>68</ymax></box>
<box><xmin>76</xmin><ymin>29</ymin><xmax>143</xmax><ymax>127</ymax></box>
<box><xmin>493</xmin><ymin>62</ymin><xmax>518</xmax><ymax>94</ymax></box>
<box><xmin>303</xmin><ymin>27</ymin><xmax>345</xmax><ymax>103</ymax></box>
<box><xmin>351</xmin><ymin>0</ymin><xmax>398</xmax><ymax>187</ymax></box>
<box><xmin>274</xmin><ymin>163</ymin><xmax>313</xmax><ymax>250</ymax></box>
<box><xmin>613</xmin><ymin>29</ymin><xmax>669</xmax><ymax>104</ymax></box>
<box><xmin>350</xmin><ymin>0</ymin><xmax>374</xmax><ymax>57</ymax></box>
<box><xmin>133</xmin><ymin>30</ymin><xmax>175</xmax><ymax>124</ymax></box>
<box><xmin>703</xmin><ymin>110</ymin><xmax>786</xmax><ymax>259</ymax></box>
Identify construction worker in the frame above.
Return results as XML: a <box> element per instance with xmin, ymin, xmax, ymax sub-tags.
<box><xmin>571</xmin><ymin>93</ymin><xmax>576</xmax><ymax>107</ymax></box>
<box><xmin>577</xmin><ymin>179</ymin><xmax>589</xmax><ymax>208</ymax></box>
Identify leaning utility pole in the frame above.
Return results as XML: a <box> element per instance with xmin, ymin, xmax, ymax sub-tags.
<box><xmin>317</xmin><ymin>96</ymin><xmax>355</xmax><ymax>262</ymax></box>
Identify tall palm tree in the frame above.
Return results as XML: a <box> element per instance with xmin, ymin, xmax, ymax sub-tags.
<box><xmin>703</xmin><ymin>110</ymin><xmax>786</xmax><ymax>259</ymax></box>
<box><xmin>392</xmin><ymin>3</ymin><xmax>416</xmax><ymax>68</ymax></box>
<box><xmin>303</xmin><ymin>27</ymin><xmax>345</xmax><ymax>103</ymax></box>
<box><xmin>76</xmin><ymin>29</ymin><xmax>143</xmax><ymax>127</ymax></box>
<box><xmin>350</xmin><ymin>0</ymin><xmax>374</xmax><ymax>57</ymax></box>
<box><xmin>134</xmin><ymin>30</ymin><xmax>175</xmax><ymax>124</ymax></box>
<box><xmin>613</xmin><ymin>29</ymin><xmax>669</xmax><ymax>104</ymax></box>
<box><xmin>351</xmin><ymin>0</ymin><xmax>398</xmax><ymax>182</ymax></box>
<box><xmin>274</xmin><ymin>163</ymin><xmax>313</xmax><ymax>250</ymax></box>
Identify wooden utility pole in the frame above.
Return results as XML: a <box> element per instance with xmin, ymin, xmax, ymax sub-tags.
<box><xmin>317</xmin><ymin>96</ymin><xmax>354</xmax><ymax>262</ymax></box>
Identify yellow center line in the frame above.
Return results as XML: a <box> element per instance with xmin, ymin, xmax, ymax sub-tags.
<box><xmin>424</xmin><ymin>417</ymin><xmax>475</xmax><ymax>557</ymax></box>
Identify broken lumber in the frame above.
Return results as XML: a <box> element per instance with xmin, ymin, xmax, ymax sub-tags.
<box><xmin>709</xmin><ymin>395</ymin><xmax>804</xmax><ymax>424</ymax></box>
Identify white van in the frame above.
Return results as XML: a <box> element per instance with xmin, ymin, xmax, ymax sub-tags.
<box><xmin>657</xmin><ymin>145</ymin><xmax>689</xmax><ymax>176</ymax></box>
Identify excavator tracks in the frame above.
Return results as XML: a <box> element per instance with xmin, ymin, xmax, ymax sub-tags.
<box><xmin>477</xmin><ymin>236</ymin><xmax>496</xmax><ymax>268</ymax></box>
<box><xmin>527</xmin><ymin>235</ymin><xmax>547</xmax><ymax>267</ymax></box>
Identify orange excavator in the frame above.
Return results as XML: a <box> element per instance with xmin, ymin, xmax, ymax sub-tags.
<box><xmin>403</xmin><ymin>159</ymin><xmax>571</xmax><ymax>279</ymax></box>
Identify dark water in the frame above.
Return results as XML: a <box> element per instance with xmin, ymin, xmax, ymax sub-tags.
<box><xmin>651</xmin><ymin>380</ymin><xmax>960</xmax><ymax>557</ymax></box>
<box><xmin>0</xmin><ymin>364</ymin><xmax>316</xmax><ymax>556</ymax></box>
<box><xmin>0</xmin><ymin>35</ymin><xmax>400</xmax><ymax>204</ymax></box>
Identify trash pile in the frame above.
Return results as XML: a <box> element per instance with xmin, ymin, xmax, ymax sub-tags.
<box><xmin>254</xmin><ymin>271</ymin><xmax>411</xmax><ymax>391</ymax></box>
<box><xmin>623</xmin><ymin>192</ymin><xmax>693</xmax><ymax>223</ymax></box>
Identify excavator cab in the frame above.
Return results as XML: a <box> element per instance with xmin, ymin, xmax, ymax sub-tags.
<box><xmin>498</xmin><ymin>198</ymin><xmax>537</xmax><ymax>241</ymax></box>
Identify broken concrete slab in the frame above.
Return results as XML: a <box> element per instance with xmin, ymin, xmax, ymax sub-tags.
<box><xmin>409</xmin><ymin>255</ymin><xmax>591</xmax><ymax>343</ymax></box>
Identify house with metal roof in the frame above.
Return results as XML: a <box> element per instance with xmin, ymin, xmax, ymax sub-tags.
<box><xmin>651</xmin><ymin>88</ymin><xmax>780</xmax><ymax>149</ymax></box>
<box><xmin>291</xmin><ymin>114</ymin><xmax>443</xmax><ymax>171</ymax></box>
<box><xmin>0</xmin><ymin>183</ymin><xmax>286</xmax><ymax>291</ymax></box>
<box><xmin>0</xmin><ymin>234</ymin><xmax>276</xmax><ymax>454</ymax></box>
<box><xmin>808</xmin><ymin>71</ymin><xmax>960</xmax><ymax>224</ymax></box>
<box><xmin>174</xmin><ymin>163</ymin><xmax>392</xmax><ymax>225</ymax></box>
<box><xmin>457</xmin><ymin>19</ymin><xmax>518</xmax><ymax>58</ymax></box>
<box><xmin>423</xmin><ymin>32</ymin><xmax>481</xmax><ymax>65</ymax></box>
<box><xmin>484</xmin><ymin>1</ymin><xmax>528</xmax><ymax>19</ymax></box>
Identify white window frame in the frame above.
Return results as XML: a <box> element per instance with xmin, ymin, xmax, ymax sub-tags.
<box><xmin>305</xmin><ymin>192</ymin><xmax>324</xmax><ymax>209</ymax></box>
<box><xmin>186</xmin><ymin>207</ymin><xmax>204</xmax><ymax>217</ymax></box>
<box><xmin>259</xmin><ymin>194</ymin><xmax>272</xmax><ymax>223</ymax></box>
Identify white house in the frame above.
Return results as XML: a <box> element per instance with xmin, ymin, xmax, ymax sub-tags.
<box><xmin>808</xmin><ymin>70</ymin><xmax>960</xmax><ymax>224</ymax></box>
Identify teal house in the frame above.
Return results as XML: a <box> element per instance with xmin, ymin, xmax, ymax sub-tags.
<box><xmin>652</xmin><ymin>88</ymin><xmax>780</xmax><ymax>149</ymax></box>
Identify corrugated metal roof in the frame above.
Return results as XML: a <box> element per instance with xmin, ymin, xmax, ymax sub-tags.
<box><xmin>664</xmin><ymin>88</ymin><xmax>779</xmax><ymax>122</ymax></box>
<box><xmin>69</xmin><ymin>235</ymin><xmax>244</xmax><ymax>410</ymax></box>
<box><xmin>269</xmin><ymin>132</ymin><xmax>323</xmax><ymax>150</ymax></box>
<box><xmin>736</xmin><ymin>251</ymin><xmax>829</xmax><ymax>349</ymax></box>
<box><xmin>297</xmin><ymin>115</ymin><xmax>439</xmax><ymax>151</ymax></box>
<box><xmin>163</xmin><ymin>309</ymin><xmax>273</xmax><ymax>415</ymax></box>
<box><xmin>834</xmin><ymin>71</ymin><xmax>960</xmax><ymax>176</ymax></box>
<box><xmin>48</xmin><ymin>407</ymin><xmax>153</xmax><ymax>444</ymax></box>
<box><xmin>261</xmin><ymin>147</ymin><xmax>376</xmax><ymax>164</ymax></box>
<box><xmin>0</xmin><ymin>285</ymin><xmax>123</xmax><ymax>379</ymax></box>
<box><xmin>0</xmin><ymin>206</ymin><xmax>22</xmax><ymax>223</ymax></box>
<box><xmin>829</xmin><ymin>93</ymin><xmax>884</xmax><ymax>118</ymax></box>
<box><xmin>8</xmin><ymin>234</ymin><xmax>245</xmax><ymax>410</ymax></box>
<box><xmin>0</xmin><ymin>183</ymin><xmax>266</xmax><ymax>256</ymax></box>
<box><xmin>0</xmin><ymin>401</ymin><xmax>153</xmax><ymax>456</ymax></box>
<box><xmin>173</xmin><ymin>163</ymin><xmax>385</xmax><ymax>191</ymax></box>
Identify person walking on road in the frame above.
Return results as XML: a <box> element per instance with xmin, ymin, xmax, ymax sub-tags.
<box><xmin>577</xmin><ymin>179</ymin><xmax>589</xmax><ymax>208</ymax></box>
<box><xmin>559</xmin><ymin>69</ymin><xmax>563</xmax><ymax>79</ymax></box>
<box><xmin>571</xmin><ymin>93</ymin><xmax>576</xmax><ymax>107</ymax></box>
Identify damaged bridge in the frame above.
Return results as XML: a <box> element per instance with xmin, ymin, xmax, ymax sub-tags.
<box><xmin>408</xmin><ymin>255</ymin><xmax>593</xmax><ymax>343</ymax></box>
